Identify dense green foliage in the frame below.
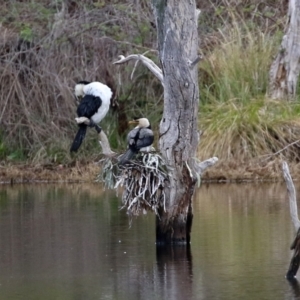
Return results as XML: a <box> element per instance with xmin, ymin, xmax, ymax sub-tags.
<box><xmin>0</xmin><ymin>0</ymin><xmax>297</xmax><ymax>167</ymax></box>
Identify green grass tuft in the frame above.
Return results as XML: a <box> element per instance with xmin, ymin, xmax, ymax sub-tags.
<box><xmin>199</xmin><ymin>99</ymin><xmax>300</xmax><ymax>161</ymax></box>
<box><xmin>200</xmin><ymin>25</ymin><xmax>278</xmax><ymax>104</ymax></box>
<box><xmin>198</xmin><ymin>24</ymin><xmax>300</xmax><ymax>164</ymax></box>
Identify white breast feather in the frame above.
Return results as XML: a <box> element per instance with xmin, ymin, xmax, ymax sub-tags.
<box><xmin>83</xmin><ymin>82</ymin><xmax>113</xmax><ymax>104</ymax></box>
<box><xmin>83</xmin><ymin>82</ymin><xmax>113</xmax><ymax>124</ymax></box>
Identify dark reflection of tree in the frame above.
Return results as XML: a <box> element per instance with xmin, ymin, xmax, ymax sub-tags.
<box><xmin>288</xmin><ymin>278</ymin><xmax>300</xmax><ymax>299</ymax></box>
<box><xmin>156</xmin><ymin>245</ymin><xmax>194</xmax><ymax>300</ymax></box>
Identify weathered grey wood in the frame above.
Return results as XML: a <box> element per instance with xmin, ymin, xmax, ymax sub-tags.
<box><xmin>152</xmin><ymin>0</ymin><xmax>201</xmax><ymax>244</ymax></box>
<box><xmin>282</xmin><ymin>161</ymin><xmax>300</xmax><ymax>279</ymax></box>
<box><xmin>282</xmin><ymin>161</ymin><xmax>300</xmax><ymax>230</ymax></box>
<box><xmin>75</xmin><ymin>116</ymin><xmax>116</xmax><ymax>156</ymax></box>
<box><xmin>112</xmin><ymin>1</ymin><xmax>216</xmax><ymax>245</ymax></box>
<box><xmin>113</xmin><ymin>54</ymin><xmax>164</xmax><ymax>85</ymax></box>
<box><xmin>269</xmin><ymin>0</ymin><xmax>300</xmax><ymax>100</ymax></box>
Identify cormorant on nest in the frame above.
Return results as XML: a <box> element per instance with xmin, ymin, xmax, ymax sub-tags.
<box><xmin>118</xmin><ymin>117</ymin><xmax>154</xmax><ymax>165</ymax></box>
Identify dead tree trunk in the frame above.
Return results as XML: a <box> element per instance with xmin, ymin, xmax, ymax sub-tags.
<box><xmin>269</xmin><ymin>0</ymin><xmax>300</xmax><ymax>100</ymax></box>
<box><xmin>113</xmin><ymin>2</ymin><xmax>215</xmax><ymax>245</ymax></box>
<box><xmin>152</xmin><ymin>1</ymin><xmax>200</xmax><ymax>245</ymax></box>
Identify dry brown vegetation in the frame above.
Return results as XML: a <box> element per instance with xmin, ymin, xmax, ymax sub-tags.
<box><xmin>0</xmin><ymin>161</ymin><xmax>102</xmax><ymax>184</ymax></box>
<box><xmin>0</xmin><ymin>0</ymin><xmax>298</xmax><ymax>182</ymax></box>
<box><xmin>0</xmin><ymin>0</ymin><xmax>161</xmax><ymax>163</ymax></box>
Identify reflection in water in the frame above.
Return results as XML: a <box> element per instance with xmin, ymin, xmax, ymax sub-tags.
<box><xmin>0</xmin><ymin>183</ymin><xmax>298</xmax><ymax>299</ymax></box>
<box><xmin>156</xmin><ymin>245</ymin><xmax>193</xmax><ymax>300</ymax></box>
<box><xmin>288</xmin><ymin>278</ymin><xmax>300</xmax><ymax>299</ymax></box>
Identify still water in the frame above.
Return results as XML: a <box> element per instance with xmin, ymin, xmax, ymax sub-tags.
<box><xmin>0</xmin><ymin>183</ymin><xmax>298</xmax><ymax>300</ymax></box>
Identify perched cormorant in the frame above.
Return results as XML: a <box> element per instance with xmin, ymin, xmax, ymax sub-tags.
<box><xmin>119</xmin><ymin>118</ymin><xmax>154</xmax><ymax>165</ymax></box>
<box><xmin>70</xmin><ymin>81</ymin><xmax>113</xmax><ymax>152</ymax></box>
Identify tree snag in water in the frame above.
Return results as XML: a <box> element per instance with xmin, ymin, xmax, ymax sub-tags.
<box><xmin>282</xmin><ymin>161</ymin><xmax>300</xmax><ymax>279</ymax></box>
<box><xmin>113</xmin><ymin>2</ymin><xmax>218</xmax><ymax>245</ymax></box>
<box><xmin>152</xmin><ymin>0</ymin><xmax>201</xmax><ymax>244</ymax></box>
<box><xmin>287</xmin><ymin>228</ymin><xmax>300</xmax><ymax>280</ymax></box>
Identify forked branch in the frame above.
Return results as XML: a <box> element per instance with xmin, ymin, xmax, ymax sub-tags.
<box><xmin>113</xmin><ymin>54</ymin><xmax>164</xmax><ymax>86</ymax></box>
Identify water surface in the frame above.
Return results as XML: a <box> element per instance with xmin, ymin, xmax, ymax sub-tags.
<box><xmin>0</xmin><ymin>183</ymin><xmax>298</xmax><ymax>300</ymax></box>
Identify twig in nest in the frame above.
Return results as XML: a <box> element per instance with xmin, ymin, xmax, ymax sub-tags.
<box><xmin>97</xmin><ymin>152</ymin><xmax>168</xmax><ymax>217</ymax></box>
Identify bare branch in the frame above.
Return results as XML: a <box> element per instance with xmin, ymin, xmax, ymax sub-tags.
<box><xmin>273</xmin><ymin>139</ymin><xmax>300</xmax><ymax>155</ymax></box>
<box><xmin>113</xmin><ymin>54</ymin><xmax>164</xmax><ymax>86</ymax></box>
<box><xmin>75</xmin><ymin>117</ymin><xmax>116</xmax><ymax>156</ymax></box>
<box><xmin>282</xmin><ymin>161</ymin><xmax>300</xmax><ymax>230</ymax></box>
<box><xmin>260</xmin><ymin>139</ymin><xmax>300</xmax><ymax>161</ymax></box>
<box><xmin>195</xmin><ymin>157</ymin><xmax>219</xmax><ymax>176</ymax></box>
<box><xmin>98</xmin><ymin>131</ymin><xmax>117</xmax><ymax>157</ymax></box>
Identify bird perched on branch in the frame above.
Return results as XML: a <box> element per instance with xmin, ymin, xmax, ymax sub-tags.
<box><xmin>70</xmin><ymin>81</ymin><xmax>113</xmax><ymax>152</ymax></box>
<box><xmin>119</xmin><ymin>118</ymin><xmax>154</xmax><ymax>165</ymax></box>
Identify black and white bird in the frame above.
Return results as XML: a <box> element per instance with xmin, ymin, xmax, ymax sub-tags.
<box><xmin>70</xmin><ymin>81</ymin><xmax>113</xmax><ymax>152</ymax></box>
<box><xmin>119</xmin><ymin>117</ymin><xmax>154</xmax><ymax>165</ymax></box>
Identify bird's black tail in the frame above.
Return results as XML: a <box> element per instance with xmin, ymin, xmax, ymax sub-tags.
<box><xmin>118</xmin><ymin>148</ymin><xmax>137</xmax><ymax>165</ymax></box>
<box><xmin>70</xmin><ymin>124</ymin><xmax>87</xmax><ymax>152</ymax></box>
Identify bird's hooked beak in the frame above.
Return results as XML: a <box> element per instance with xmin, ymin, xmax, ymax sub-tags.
<box><xmin>128</xmin><ymin>120</ymin><xmax>139</xmax><ymax>125</ymax></box>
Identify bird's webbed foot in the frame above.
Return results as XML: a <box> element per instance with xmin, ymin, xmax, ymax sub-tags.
<box><xmin>89</xmin><ymin>119</ymin><xmax>102</xmax><ymax>133</ymax></box>
<box><xmin>95</xmin><ymin>124</ymin><xmax>102</xmax><ymax>133</ymax></box>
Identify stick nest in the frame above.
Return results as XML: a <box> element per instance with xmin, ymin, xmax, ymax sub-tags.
<box><xmin>97</xmin><ymin>152</ymin><xmax>168</xmax><ymax>217</ymax></box>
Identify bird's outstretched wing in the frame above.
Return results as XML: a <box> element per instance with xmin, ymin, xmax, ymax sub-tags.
<box><xmin>77</xmin><ymin>95</ymin><xmax>102</xmax><ymax>118</ymax></box>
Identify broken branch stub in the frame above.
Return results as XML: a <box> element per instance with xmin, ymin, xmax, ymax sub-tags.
<box><xmin>195</xmin><ymin>157</ymin><xmax>219</xmax><ymax>176</ymax></box>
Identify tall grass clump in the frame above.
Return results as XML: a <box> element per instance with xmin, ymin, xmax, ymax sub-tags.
<box><xmin>200</xmin><ymin>24</ymin><xmax>278</xmax><ymax>104</ymax></box>
<box><xmin>198</xmin><ymin>24</ymin><xmax>300</xmax><ymax>164</ymax></box>
<box><xmin>199</xmin><ymin>99</ymin><xmax>300</xmax><ymax>161</ymax></box>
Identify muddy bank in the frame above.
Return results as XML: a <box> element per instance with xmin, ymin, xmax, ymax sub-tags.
<box><xmin>0</xmin><ymin>162</ymin><xmax>101</xmax><ymax>184</ymax></box>
<box><xmin>1</xmin><ymin>158</ymin><xmax>299</xmax><ymax>184</ymax></box>
<box><xmin>203</xmin><ymin>158</ymin><xmax>300</xmax><ymax>183</ymax></box>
